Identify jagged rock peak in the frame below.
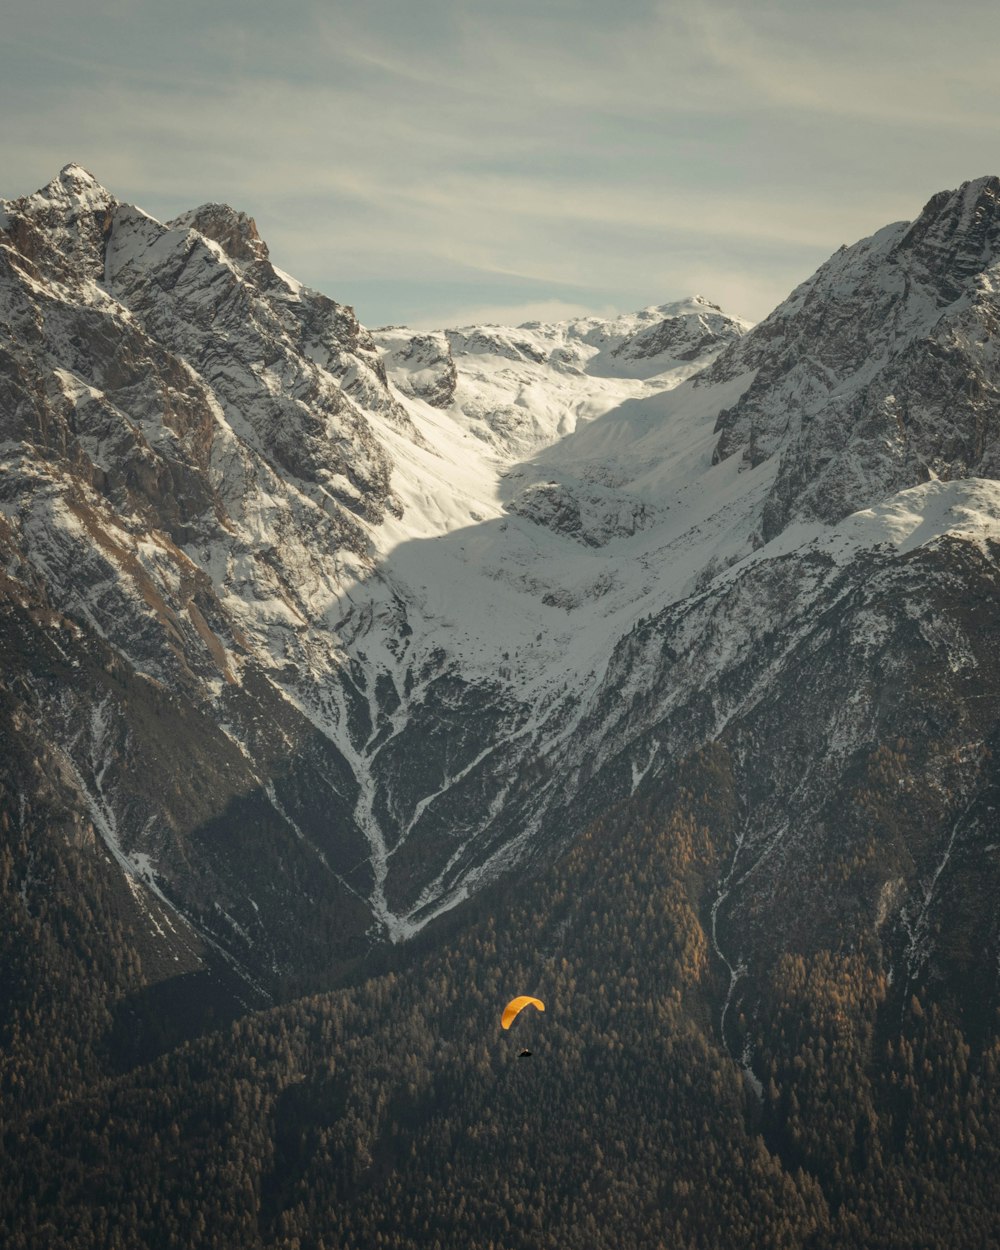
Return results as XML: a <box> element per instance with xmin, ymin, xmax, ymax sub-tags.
<box><xmin>0</xmin><ymin>163</ymin><xmax>118</xmax><ymax>281</ymax></box>
<box><xmin>897</xmin><ymin>175</ymin><xmax>1000</xmax><ymax>299</ymax></box>
<box><xmin>707</xmin><ymin>173</ymin><xmax>1000</xmax><ymax>543</ymax></box>
<box><xmin>168</xmin><ymin>202</ymin><xmax>270</xmax><ymax>264</ymax></box>
<box><xmin>37</xmin><ymin>162</ymin><xmax>116</xmax><ymax>212</ymax></box>
<box><xmin>906</xmin><ymin>174</ymin><xmax>1000</xmax><ymax>243</ymax></box>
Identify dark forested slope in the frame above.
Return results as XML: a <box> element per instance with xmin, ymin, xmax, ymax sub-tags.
<box><xmin>2</xmin><ymin>748</ymin><xmax>998</xmax><ymax>1250</ymax></box>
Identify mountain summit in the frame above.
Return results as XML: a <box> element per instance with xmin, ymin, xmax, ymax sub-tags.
<box><xmin>710</xmin><ymin>175</ymin><xmax>1000</xmax><ymax>541</ymax></box>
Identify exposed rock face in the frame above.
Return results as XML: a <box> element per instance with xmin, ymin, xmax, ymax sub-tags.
<box><xmin>169</xmin><ymin>203</ymin><xmax>270</xmax><ymax>265</ymax></box>
<box><xmin>503</xmin><ymin>477</ymin><xmax>656</xmax><ymax>547</ymax></box>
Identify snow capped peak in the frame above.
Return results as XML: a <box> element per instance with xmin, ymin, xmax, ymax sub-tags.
<box><xmin>41</xmin><ymin>162</ymin><xmax>116</xmax><ymax>212</ymax></box>
<box><xmin>58</xmin><ymin>161</ymin><xmax>102</xmax><ymax>185</ymax></box>
<box><xmin>650</xmin><ymin>294</ymin><xmax>726</xmax><ymax>318</ymax></box>
<box><xmin>0</xmin><ymin>164</ymin><xmax>118</xmax><ymax>285</ymax></box>
<box><xmin>703</xmin><ymin>173</ymin><xmax>1000</xmax><ymax>543</ymax></box>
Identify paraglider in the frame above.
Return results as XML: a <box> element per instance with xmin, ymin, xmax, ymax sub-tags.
<box><xmin>501</xmin><ymin>995</ymin><xmax>545</xmax><ymax>1030</ymax></box>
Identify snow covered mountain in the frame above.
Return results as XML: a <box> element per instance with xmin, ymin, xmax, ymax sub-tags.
<box><xmin>2</xmin><ymin>166</ymin><xmax>999</xmax><ymax>1024</ymax></box>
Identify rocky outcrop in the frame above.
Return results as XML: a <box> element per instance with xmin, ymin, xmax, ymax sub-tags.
<box><xmin>504</xmin><ymin>476</ymin><xmax>656</xmax><ymax>547</ymax></box>
<box><xmin>169</xmin><ymin>203</ymin><xmax>270</xmax><ymax>265</ymax></box>
<box><xmin>371</xmin><ymin>328</ymin><xmax>458</xmax><ymax>408</ymax></box>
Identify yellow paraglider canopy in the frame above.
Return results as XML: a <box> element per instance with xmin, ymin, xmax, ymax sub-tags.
<box><xmin>501</xmin><ymin>996</ymin><xmax>545</xmax><ymax>1030</ymax></box>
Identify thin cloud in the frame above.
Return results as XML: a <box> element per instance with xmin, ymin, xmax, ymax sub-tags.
<box><xmin>407</xmin><ymin>298</ymin><xmax>619</xmax><ymax>332</ymax></box>
<box><xmin>689</xmin><ymin>1</ymin><xmax>1000</xmax><ymax>129</ymax></box>
<box><xmin>4</xmin><ymin>0</ymin><xmax>1000</xmax><ymax>330</ymax></box>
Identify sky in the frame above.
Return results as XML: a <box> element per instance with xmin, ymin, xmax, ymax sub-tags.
<box><xmin>4</xmin><ymin>0</ymin><xmax>1000</xmax><ymax>329</ymax></box>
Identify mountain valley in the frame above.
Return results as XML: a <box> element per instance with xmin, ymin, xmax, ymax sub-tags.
<box><xmin>1</xmin><ymin>166</ymin><xmax>999</xmax><ymax>1248</ymax></box>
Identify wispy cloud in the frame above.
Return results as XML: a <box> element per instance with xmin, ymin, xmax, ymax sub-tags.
<box><xmin>688</xmin><ymin>1</ymin><xmax>1000</xmax><ymax>130</ymax></box>
<box><xmin>4</xmin><ymin>0</ymin><xmax>1000</xmax><ymax>326</ymax></box>
<box><xmin>408</xmin><ymin>297</ymin><xmax>618</xmax><ymax>332</ymax></box>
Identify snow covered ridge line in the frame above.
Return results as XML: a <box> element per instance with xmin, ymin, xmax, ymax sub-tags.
<box><xmin>0</xmin><ymin>162</ymin><xmax>757</xmax><ymax>964</ymax></box>
<box><xmin>371</xmin><ymin>296</ymin><xmax>750</xmax><ymax>463</ymax></box>
<box><xmin>3</xmin><ymin>165</ymin><xmax>1000</xmax><ymax>980</ymax></box>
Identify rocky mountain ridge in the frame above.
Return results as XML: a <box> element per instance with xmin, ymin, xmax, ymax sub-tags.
<box><xmin>2</xmin><ymin>166</ymin><xmax>999</xmax><ymax>1037</ymax></box>
<box><xmin>0</xmin><ymin>166</ymin><xmax>750</xmax><ymax>990</ymax></box>
<box><xmin>709</xmin><ymin>176</ymin><xmax>1000</xmax><ymax>541</ymax></box>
